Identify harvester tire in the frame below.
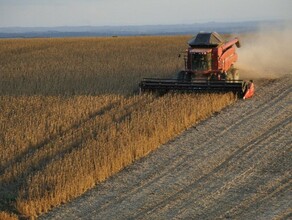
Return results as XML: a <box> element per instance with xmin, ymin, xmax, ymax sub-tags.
<box><xmin>176</xmin><ymin>71</ymin><xmax>186</xmax><ymax>81</ymax></box>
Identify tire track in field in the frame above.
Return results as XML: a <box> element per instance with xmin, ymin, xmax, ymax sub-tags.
<box><xmin>41</xmin><ymin>76</ymin><xmax>292</xmax><ymax>220</ymax></box>
<box><xmin>76</xmin><ymin>78</ymin><xmax>291</xmax><ymax>216</ymax></box>
<box><xmin>224</xmin><ymin>173</ymin><xmax>291</xmax><ymax>219</ymax></box>
<box><xmin>80</xmin><ymin>78</ymin><xmax>291</xmax><ymax>217</ymax></box>
<box><xmin>93</xmin><ymin>98</ymin><xmax>291</xmax><ymax>219</ymax></box>
<box><xmin>170</xmin><ymin>135</ymin><xmax>292</xmax><ymax>219</ymax></box>
<box><xmin>132</xmin><ymin>118</ymin><xmax>291</xmax><ymax>219</ymax></box>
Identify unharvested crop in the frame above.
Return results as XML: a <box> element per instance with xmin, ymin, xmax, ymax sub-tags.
<box><xmin>0</xmin><ymin>36</ymin><xmax>236</xmax><ymax>218</ymax></box>
<box><xmin>0</xmin><ymin>36</ymin><xmax>186</xmax><ymax>95</ymax></box>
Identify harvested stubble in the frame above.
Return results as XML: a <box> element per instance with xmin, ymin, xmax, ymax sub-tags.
<box><xmin>0</xmin><ymin>36</ymin><xmax>236</xmax><ymax>218</ymax></box>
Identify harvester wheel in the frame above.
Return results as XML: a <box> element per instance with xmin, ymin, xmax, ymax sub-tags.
<box><xmin>176</xmin><ymin>71</ymin><xmax>187</xmax><ymax>81</ymax></box>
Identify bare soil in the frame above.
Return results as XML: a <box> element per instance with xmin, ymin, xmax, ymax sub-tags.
<box><xmin>41</xmin><ymin>75</ymin><xmax>292</xmax><ymax>220</ymax></box>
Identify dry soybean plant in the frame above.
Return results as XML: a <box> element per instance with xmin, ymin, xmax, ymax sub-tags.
<box><xmin>0</xmin><ymin>36</ymin><xmax>236</xmax><ymax>218</ymax></box>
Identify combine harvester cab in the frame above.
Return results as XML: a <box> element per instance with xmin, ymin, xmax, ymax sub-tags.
<box><xmin>139</xmin><ymin>32</ymin><xmax>254</xmax><ymax>99</ymax></box>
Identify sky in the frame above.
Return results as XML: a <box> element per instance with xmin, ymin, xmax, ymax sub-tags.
<box><xmin>0</xmin><ymin>0</ymin><xmax>291</xmax><ymax>27</ymax></box>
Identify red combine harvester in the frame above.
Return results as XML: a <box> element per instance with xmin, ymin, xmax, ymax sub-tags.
<box><xmin>139</xmin><ymin>32</ymin><xmax>254</xmax><ymax>99</ymax></box>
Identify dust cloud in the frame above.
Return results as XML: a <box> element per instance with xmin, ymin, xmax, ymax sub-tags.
<box><xmin>236</xmin><ymin>24</ymin><xmax>292</xmax><ymax>79</ymax></box>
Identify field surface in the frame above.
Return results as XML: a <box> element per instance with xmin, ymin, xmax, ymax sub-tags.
<box><xmin>0</xmin><ymin>36</ymin><xmax>236</xmax><ymax>218</ymax></box>
<box><xmin>41</xmin><ymin>76</ymin><xmax>292</xmax><ymax>220</ymax></box>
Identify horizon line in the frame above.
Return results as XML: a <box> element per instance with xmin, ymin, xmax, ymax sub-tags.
<box><xmin>0</xmin><ymin>19</ymin><xmax>288</xmax><ymax>29</ymax></box>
